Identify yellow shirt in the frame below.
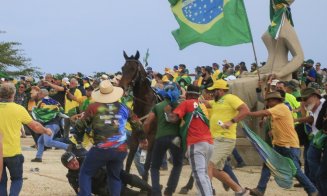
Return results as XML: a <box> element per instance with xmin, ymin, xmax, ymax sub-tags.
<box><xmin>65</xmin><ymin>88</ymin><xmax>82</xmax><ymax>114</ymax></box>
<box><xmin>268</xmin><ymin>103</ymin><xmax>300</xmax><ymax>148</ymax></box>
<box><xmin>209</xmin><ymin>94</ymin><xmax>244</xmax><ymax>139</ymax></box>
<box><xmin>0</xmin><ymin>102</ymin><xmax>33</xmax><ymax>157</ymax></box>
<box><xmin>212</xmin><ymin>70</ymin><xmax>220</xmax><ymax>81</ymax></box>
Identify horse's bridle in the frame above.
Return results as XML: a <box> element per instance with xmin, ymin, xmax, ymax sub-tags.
<box><xmin>124</xmin><ymin>59</ymin><xmax>144</xmax><ymax>89</ymax></box>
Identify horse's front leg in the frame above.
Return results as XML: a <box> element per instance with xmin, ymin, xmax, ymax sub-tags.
<box><xmin>125</xmin><ymin>131</ymin><xmax>139</xmax><ymax>173</ymax></box>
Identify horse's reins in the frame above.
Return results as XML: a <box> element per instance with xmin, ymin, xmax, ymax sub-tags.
<box><xmin>124</xmin><ymin>59</ymin><xmax>155</xmax><ymax>121</ymax></box>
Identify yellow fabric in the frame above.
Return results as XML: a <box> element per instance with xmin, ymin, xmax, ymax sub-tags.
<box><xmin>27</xmin><ymin>100</ymin><xmax>36</xmax><ymax>112</ymax></box>
<box><xmin>197</xmin><ymin>77</ymin><xmax>203</xmax><ymax>87</ymax></box>
<box><xmin>83</xmin><ymin>83</ymin><xmax>90</xmax><ymax>89</ymax></box>
<box><xmin>268</xmin><ymin>103</ymin><xmax>300</xmax><ymax>148</ymax></box>
<box><xmin>173</xmin><ymin>72</ymin><xmax>179</xmax><ymax>82</ymax></box>
<box><xmin>65</xmin><ymin>88</ymin><xmax>82</xmax><ymax>113</ymax></box>
<box><xmin>235</xmin><ymin>71</ymin><xmax>240</xmax><ymax>77</ymax></box>
<box><xmin>124</xmin><ymin>100</ymin><xmax>133</xmax><ymax>132</ymax></box>
<box><xmin>207</xmin><ymin>79</ymin><xmax>229</xmax><ymax>90</ymax></box>
<box><xmin>150</xmin><ymin>79</ymin><xmax>157</xmax><ymax>88</ymax></box>
<box><xmin>285</xmin><ymin>93</ymin><xmax>300</xmax><ymax>120</ymax></box>
<box><xmin>209</xmin><ymin>94</ymin><xmax>244</xmax><ymax>139</ymax></box>
<box><xmin>0</xmin><ymin>103</ymin><xmax>33</xmax><ymax>157</ymax></box>
<box><xmin>212</xmin><ymin>70</ymin><xmax>220</xmax><ymax>81</ymax></box>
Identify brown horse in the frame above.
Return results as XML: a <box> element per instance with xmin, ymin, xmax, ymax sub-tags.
<box><xmin>119</xmin><ymin>51</ymin><xmax>157</xmax><ymax>181</ymax></box>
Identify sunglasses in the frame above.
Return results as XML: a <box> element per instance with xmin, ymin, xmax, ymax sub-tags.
<box><xmin>19</xmin><ymin>86</ymin><xmax>25</xmax><ymax>89</ymax></box>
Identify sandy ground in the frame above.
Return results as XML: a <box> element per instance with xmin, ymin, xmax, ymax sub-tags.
<box><xmin>11</xmin><ymin>137</ymin><xmax>307</xmax><ymax>196</ymax></box>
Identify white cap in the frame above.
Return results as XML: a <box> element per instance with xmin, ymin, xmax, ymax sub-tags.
<box><xmin>62</xmin><ymin>77</ymin><xmax>69</xmax><ymax>84</ymax></box>
<box><xmin>101</xmin><ymin>74</ymin><xmax>109</xmax><ymax>80</ymax></box>
<box><xmin>224</xmin><ymin>75</ymin><xmax>237</xmax><ymax>81</ymax></box>
<box><xmin>271</xmin><ymin>79</ymin><xmax>280</xmax><ymax>86</ymax></box>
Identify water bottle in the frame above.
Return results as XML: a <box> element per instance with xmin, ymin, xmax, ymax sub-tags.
<box><xmin>140</xmin><ymin>150</ymin><xmax>147</xmax><ymax>164</ymax></box>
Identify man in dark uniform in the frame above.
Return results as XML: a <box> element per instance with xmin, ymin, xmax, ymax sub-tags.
<box><xmin>61</xmin><ymin>148</ymin><xmax>151</xmax><ymax>196</ymax></box>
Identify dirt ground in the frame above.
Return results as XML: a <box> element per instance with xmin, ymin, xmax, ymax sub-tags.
<box><xmin>12</xmin><ymin>137</ymin><xmax>307</xmax><ymax>196</ymax></box>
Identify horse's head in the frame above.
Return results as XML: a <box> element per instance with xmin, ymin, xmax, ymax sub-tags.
<box><xmin>120</xmin><ymin>51</ymin><xmax>146</xmax><ymax>90</ymax></box>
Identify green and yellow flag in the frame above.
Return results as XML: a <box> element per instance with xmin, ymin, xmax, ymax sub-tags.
<box><xmin>169</xmin><ymin>0</ymin><xmax>252</xmax><ymax>49</ymax></box>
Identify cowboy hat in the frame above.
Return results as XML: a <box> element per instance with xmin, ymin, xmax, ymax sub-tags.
<box><xmin>92</xmin><ymin>80</ymin><xmax>124</xmax><ymax>103</ymax></box>
<box><xmin>265</xmin><ymin>91</ymin><xmax>284</xmax><ymax>101</ymax></box>
<box><xmin>298</xmin><ymin>87</ymin><xmax>321</xmax><ymax>101</ymax></box>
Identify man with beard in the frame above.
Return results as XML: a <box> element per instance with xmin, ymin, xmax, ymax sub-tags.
<box><xmin>248</xmin><ymin>91</ymin><xmax>318</xmax><ymax>196</ymax></box>
<box><xmin>201</xmin><ymin>80</ymin><xmax>250</xmax><ymax>195</ymax></box>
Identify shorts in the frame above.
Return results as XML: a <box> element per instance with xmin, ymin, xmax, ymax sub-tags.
<box><xmin>210</xmin><ymin>137</ymin><xmax>236</xmax><ymax>170</ymax></box>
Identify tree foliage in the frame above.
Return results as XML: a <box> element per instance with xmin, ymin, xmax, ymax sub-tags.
<box><xmin>0</xmin><ymin>41</ymin><xmax>42</xmax><ymax>78</ymax></box>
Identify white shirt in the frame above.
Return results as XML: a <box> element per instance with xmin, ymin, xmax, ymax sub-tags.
<box><xmin>309</xmin><ymin>98</ymin><xmax>326</xmax><ymax>135</ymax></box>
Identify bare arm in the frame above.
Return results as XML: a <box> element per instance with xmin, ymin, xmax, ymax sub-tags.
<box><xmin>248</xmin><ymin>110</ymin><xmax>271</xmax><ymax>117</ymax></box>
<box><xmin>27</xmin><ymin>121</ymin><xmax>52</xmax><ymax>136</ymax></box>
<box><xmin>233</xmin><ymin>104</ymin><xmax>250</xmax><ymax>122</ymax></box>
<box><xmin>294</xmin><ymin>116</ymin><xmax>314</xmax><ymax>124</ymax></box>
<box><xmin>46</xmin><ymin>81</ymin><xmax>64</xmax><ymax>91</ymax></box>
<box><xmin>143</xmin><ymin>112</ymin><xmax>156</xmax><ymax>135</ymax></box>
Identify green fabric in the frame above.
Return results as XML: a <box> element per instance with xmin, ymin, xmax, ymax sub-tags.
<box><xmin>313</xmin><ymin>131</ymin><xmax>327</xmax><ymax>149</ymax></box>
<box><xmin>241</xmin><ymin>122</ymin><xmax>297</xmax><ymax>189</ymax></box>
<box><xmin>0</xmin><ymin>71</ymin><xmax>8</xmax><ymax>78</ymax></box>
<box><xmin>169</xmin><ymin>0</ymin><xmax>252</xmax><ymax>49</ymax></box>
<box><xmin>180</xmin><ymin>104</ymin><xmax>209</xmax><ymax>152</ymax></box>
<box><xmin>153</xmin><ymin>100</ymin><xmax>180</xmax><ymax>139</ymax></box>
<box><xmin>175</xmin><ymin>76</ymin><xmax>192</xmax><ymax>89</ymax></box>
<box><xmin>263</xmin><ymin>117</ymin><xmax>273</xmax><ymax>147</ymax></box>
<box><xmin>80</xmin><ymin>98</ymin><xmax>91</xmax><ymax>112</ymax></box>
<box><xmin>269</xmin><ymin>0</ymin><xmax>293</xmax><ymax>39</ymax></box>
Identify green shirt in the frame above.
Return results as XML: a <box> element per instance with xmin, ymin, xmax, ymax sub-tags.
<box><xmin>152</xmin><ymin>100</ymin><xmax>180</xmax><ymax>139</ymax></box>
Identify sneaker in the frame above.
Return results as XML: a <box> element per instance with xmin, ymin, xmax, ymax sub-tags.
<box><xmin>31</xmin><ymin>158</ymin><xmax>42</xmax><ymax>162</ymax></box>
<box><xmin>236</xmin><ymin>162</ymin><xmax>246</xmax><ymax>168</ymax></box>
<box><xmin>246</xmin><ymin>187</ymin><xmax>264</xmax><ymax>196</ymax></box>
<box><xmin>163</xmin><ymin>188</ymin><xmax>172</xmax><ymax>196</ymax></box>
<box><xmin>235</xmin><ymin>188</ymin><xmax>250</xmax><ymax>196</ymax></box>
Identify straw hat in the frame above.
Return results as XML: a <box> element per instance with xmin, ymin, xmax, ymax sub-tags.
<box><xmin>92</xmin><ymin>80</ymin><xmax>124</xmax><ymax>103</ymax></box>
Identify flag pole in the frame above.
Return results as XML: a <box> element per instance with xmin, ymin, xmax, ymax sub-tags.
<box><xmin>240</xmin><ymin>0</ymin><xmax>261</xmax><ymax>81</ymax></box>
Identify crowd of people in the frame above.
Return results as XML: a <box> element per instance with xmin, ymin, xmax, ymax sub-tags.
<box><xmin>0</xmin><ymin>58</ymin><xmax>326</xmax><ymax>196</ymax></box>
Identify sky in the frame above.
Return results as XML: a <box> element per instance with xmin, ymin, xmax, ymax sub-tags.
<box><xmin>0</xmin><ymin>0</ymin><xmax>326</xmax><ymax>75</ymax></box>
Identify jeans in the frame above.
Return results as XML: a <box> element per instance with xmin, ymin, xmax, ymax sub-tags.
<box><xmin>256</xmin><ymin>163</ymin><xmax>271</xmax><ymax>193</ymax></box>
<box><xmin>307</xmin><ymin>143</ymin><xmax>322</xmax><ymax>185</ymax></box>
<box><xmin>232</xmin><ymin>148</ymin><xmax>244</xmax><ymax>164</ymax></box>
<box><xmin>134</xmin><ymin>147</ymin><xmax>145</xmax><ymax>176</ymax></box>
<box><xmin>151</xmin><ymin>135</ymin><xmax>183</xmax><ymax>196</ymax></box>
<box><xmin>0</xmin><ymin>154</ymin><xmax>24</xmax><ymax>196</ymax></box>
<box><xmin>274</xmin><ymin>146</ymin><xmax>317</xmax><ymax>194</ymax></box>
<box><xmin>78</xmin><ymin>147</ymin><xmax>127</xmax><ymax>196</ymax></box>
<box><xmin>36</xmin><ymin>124</ymin><xmax>68</xmax><ymax>159</ymax></box>
<box><xmin>303</xmin><ymin>142</ymin><xmax>310</xmax><ymax>179</ymax></box>
<box><xmin>316</xmin><ymin>144</ymin><xmax>327</xmax><ymax>195</ymax></box>
<box><xmin>256</xmin><ymin>146</ymin><xmax>317</xmax><ymax>194</ymax></box>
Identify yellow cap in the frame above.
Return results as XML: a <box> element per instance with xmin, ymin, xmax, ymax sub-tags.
<box><xmin>207</xmin><ymin>79</ymin><xmax>229</xmax><ymax>90</ymax></box>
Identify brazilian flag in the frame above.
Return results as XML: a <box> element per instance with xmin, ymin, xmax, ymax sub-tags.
<box><xmin>169</xmin><ymin>0</ymin><xmax>252</xmax><ymax>49</ymax></box>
